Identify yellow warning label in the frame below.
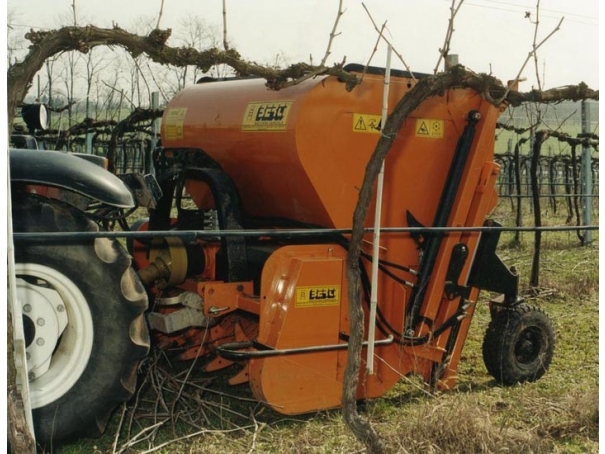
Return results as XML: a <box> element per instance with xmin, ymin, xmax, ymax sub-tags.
<box><xmin>352</xmin><ymin>113</ymin><xmax>382</xmax><ymax>134</ymax></box>
<box><xmin>242</xmin><ymin>101</ymin><xmax>293</xmax><ymax>131</ymax></box>
<box><xmin>415</xmin><ymin>118</ymin><xmax>444</xmax><ymax>138</ymax></box>
<box><xmin>164</xmin><ymin>108</ymin><xmax>188</xmax><ymax>140</ymax></box>
<box><xmin>295</xmin><ymin>285</ymin><xmax>341</xmax><ymax>308</ymax></box>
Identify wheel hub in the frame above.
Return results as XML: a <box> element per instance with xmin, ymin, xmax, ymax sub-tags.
<box><xmin>16</xmin><ymin>263</ymin><xmax>95</xmax><ymax>409</ymax></box>
<box><xmin>515</xmin><ymin>328</ymin><xmax>541</xmax><ymax>364</ymax></box>
<box><xmin>17</xmin><ymin>278</ymin><xmax>69</xmax><ymax>380</ymax></box>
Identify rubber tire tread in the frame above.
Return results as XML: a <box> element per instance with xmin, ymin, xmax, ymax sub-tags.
<box><xmin>12</xmin><ymin>194</ymin><xmax>150</xmax><ymax>445</ymax></box>
<box><xmin>482</xmin><ymin>303</ymin><xmax>555</xmax><ymax>385</ymax></box>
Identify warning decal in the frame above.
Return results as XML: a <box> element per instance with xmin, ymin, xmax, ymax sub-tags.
<box><xmin>295</xmin><ymin>285</ymin><xmax>341</xmax><ymax>308</ymax></box>
<box><xmin>353</xmin><ymin>113</ymin><xmax>382</xmax><ymax>134</ymax></box>
<box><xmin>164</xmin><ymin>108</ymin><xmax>188</xmax><ymax>140</ymax></box>
<box><xmin>415</xmin><ymin>118</ymin><xmax>444</xmax><ymax>138</ymax></box>
<box><xmin>242</xmin><ymin>101</ymin><xmax>293</xmax><ymax>131</ymax></box>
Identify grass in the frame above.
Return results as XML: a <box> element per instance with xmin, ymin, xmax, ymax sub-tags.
<box><xmin>54</xmin><ymin>200</ymin><xmax>599</xmax><ymax>454</ymax></box>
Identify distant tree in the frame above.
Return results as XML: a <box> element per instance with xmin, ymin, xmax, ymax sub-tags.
<box><xmin>7</xmin><ymin>8</ymin><xmax>25</xmax><ymax>66</ymax></box>
<box><xmin>173</xmin><ymin>16</ymin><xmax>224</xmax><ymax>87</ymax></box>
<box><xmin>82</xmin><ymin>48</ymin><xmax>110</xmax><ymax>118</ymax></box>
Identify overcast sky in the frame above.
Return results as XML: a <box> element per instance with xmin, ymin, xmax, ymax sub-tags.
<box><xmin>5</xmin><ymin>0</ymin><xmax>600</xmax><ymax>90</ymax></box>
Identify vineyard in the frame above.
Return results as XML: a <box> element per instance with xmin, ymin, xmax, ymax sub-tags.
<box><xmin>7</xmin><ymin>0</ymin><xmax>600</xmax><ymax>450</ymax></box>
<box><xmin>11</xmin><ymin>99</ymin><xmax>600</xmax><ymax>290</ymax></box>
<box><xmin>13</xmin><ymin>99</ymin><xmax>599</xmax><ymax>227</ymax></box>
<box><xmin>20</xmin><ymin>92</ymin><xmax>597</xmax><ymax>454</ymax></box>
<box><xmin>10</xmin><ymin>81</ymin><xmax>601</xmax><ymax>454</ymax></box>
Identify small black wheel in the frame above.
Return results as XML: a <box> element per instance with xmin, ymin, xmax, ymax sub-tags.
<box><xmin>482</xmin><ymin>304</ymin><xmax>555</xmax><ymax>385</ymax></box>
<box><xmin>12</xmin><ymin>194</ymin><xmax>150</xmax><ymax>445</ymax></box>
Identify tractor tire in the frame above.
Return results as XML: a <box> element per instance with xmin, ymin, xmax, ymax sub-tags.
<box><xmin>482</xmin><ymin>304</ymin><xmax>555</xmax><ymax>385</ymax></box>
<box><xmin>11</xmin><ymin>194</ymin><xmax>150</xmax><ymax>445</ymax></box>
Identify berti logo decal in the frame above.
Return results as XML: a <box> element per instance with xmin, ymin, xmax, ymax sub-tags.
<box><xmin>295</xmin><ymin>285</ymin><xmax>341</xmax><ymax>308</ymax></box>
<box><xmin>242</xmin><ymin>101</ymin><xmax>293</xmax><ymax>131</ymax></box>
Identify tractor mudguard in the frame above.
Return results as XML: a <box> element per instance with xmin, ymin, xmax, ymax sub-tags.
<box><xmin>9</xmin><ymin>148</ymin><xmax>134</xmax><ymax>208</ymax></box>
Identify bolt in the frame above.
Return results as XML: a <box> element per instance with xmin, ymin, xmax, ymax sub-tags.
<box><xmin>36</xmin><ymin>338</ymin><xmax>45</xmax><ymax>346</ymax></box>
<box><xmin>209</xmin><ymin>306</ymin><xmax>229</xmax><ymax>314</ymax></box>
<box><xmin>56</xmin><ymin>304</ymin><xmax>65</xmax><ymax>312</ymax></box>
<box><xmin>28</xmin><ymin>372</ymin><xmax>36</xmax><ymax>381</ymax></box>
<box><xmin>37</xmin><ymin>318</ymin><xmax>45</xmax><ymax>326</ymax></box>
<box><xmin>23</xmin><ymin>304</ymin><xmax>32</xmax><ymax>313</ymax></box>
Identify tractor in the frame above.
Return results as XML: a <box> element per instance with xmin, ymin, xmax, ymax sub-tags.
<box><xmin>9</xmin><ymin>64</ymin><xmax>555</xmax><ymax>444</ymax></box>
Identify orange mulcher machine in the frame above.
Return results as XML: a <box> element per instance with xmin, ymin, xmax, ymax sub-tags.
<box><xmin>133</xmin><ymin>64</ymin><xmax>555</xmax><ymax>415</ymax></box>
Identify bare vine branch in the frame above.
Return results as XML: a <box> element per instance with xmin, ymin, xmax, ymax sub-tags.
<box><xmin>361</xmin><ymin>20</ymin><xmax>387</xmax><ymax>81</ymax></box>
<box><xmin>362</xmin><ymin>3</ymin><xmax>416</xmax><ymax>81</ymax></box>
<box><xmin>531</xmin><ymin>0</ymin><xmax>543</xmax><ymax>91</ymax></box>
<box><xmin>320</xmin><ymin>0</ymin><xmax>345</xmax><ymax>67</ymax></box>
<box><xmin>434</xmin><ymin>0</ymin><xmax>465</xmax><ymax>74</ymax></box>
<box><xmin>499</xmin><ymin>16</ymin><xmax>564</xmax><ymax>103</ymax></box>
<box><xmin>145</xmin><ymin>62</ymin><xmax>170</xmax><ymax>104</ymax></box>
<box><xmin>247</xmin><ymin>409</ymin><xmax>263</xmax><ymax>454</ymax></box>
<box><xmin>7</xmin><ymin>25</ymin><xmax>360</xmax><ymax>128</ymax></box>
<box><xmin>102</xmin><ymin>80</ymin><xmax>135</xmax><ymax>109</ymax></box>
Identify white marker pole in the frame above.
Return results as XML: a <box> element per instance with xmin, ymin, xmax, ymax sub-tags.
<box><xmin>367</xmin><ymin>44</ymin><xmax>392</xmax><ymax>374</ymax></box>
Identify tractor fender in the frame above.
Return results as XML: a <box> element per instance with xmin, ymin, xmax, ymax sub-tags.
<box><xmin>9</xmin><ymin>148</ymin><xmax>134</xmax><ymax>208</ymax></box>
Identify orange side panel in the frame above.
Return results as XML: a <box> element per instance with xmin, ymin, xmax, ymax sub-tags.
<box><xmin>249</xmin><ymin>245</ymin><xmax>345</xmax><ymax>413</ymax></box>
<box><xmin>248</xmin><ymin>245</ymin><xmax>421</xmax><ymax>415</ymax></box>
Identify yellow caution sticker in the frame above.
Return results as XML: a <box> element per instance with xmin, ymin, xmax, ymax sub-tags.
<box><xmin>295</xmin><ymin>285</ymin><xmax>341</xmax><ymax>308</ymax></box>
<box><xmin>242</xmin><ymin>101</ymin><xmax>293</xmax><ymax>131</ymax></box>
<box><xmin>415</xmin><ymin>118</ymin><xmax>444</xmax><ymax>138</ymax></box>
<box><xmin>352</xmin><ymin>113</ymin><xmax>382</xmax><ymax>134</ymax></box>
<box><xmin>163</xmin><ymin>108</ymin><xmax>188</xmax><ymax>140</ymax></box>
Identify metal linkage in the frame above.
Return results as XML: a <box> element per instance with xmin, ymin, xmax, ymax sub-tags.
<box><xmin>216</xmin><ymin>335</ymin><xmax>395</xmax><ymax>361</ymax></box>
<box><xmin>404</xmin><ymin>110</ymin><xmax>481</xmax><ymax>335</ymax></box>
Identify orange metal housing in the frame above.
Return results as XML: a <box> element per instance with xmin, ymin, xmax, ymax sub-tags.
<box><xmin>160</xmin><ymin>68</ymin><xmax>503</xmax><ymax>414</ymax></box>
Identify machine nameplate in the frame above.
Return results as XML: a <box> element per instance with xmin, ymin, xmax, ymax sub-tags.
<box><xmin>242</xmin><ymin>101</ymin><xmax>293</xmax><ymax>131</ymax></box>
<box><xmin>415</xmin><ymin>118</ymin><xmax>444</xmax><ymax>138</ymax></box>
<box><xmin>352</xmin><ymin>113</ymin><xmax>381</xmax><ymax>134</ymax></box>
<box><xmin>164</xmin><ymin>108</ymin><xmax>188</xmax><ymax>140</ymax></box>
<box><xmin>295</xmin><ymin>285</ymin><xmax>341</xmax><ymax>308</ymax></box>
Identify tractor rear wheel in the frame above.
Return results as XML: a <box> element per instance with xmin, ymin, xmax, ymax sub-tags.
<box><xmin>482</xmin><ymin>304</ymin><xmax>555</xmax><ymax>385</ymax></box>
<box><xmin>11</xmin><ymin>194</ymin><xmax>150</xmax><ymax>445</ymax></box>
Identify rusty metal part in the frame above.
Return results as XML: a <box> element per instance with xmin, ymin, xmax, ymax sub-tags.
<box><xmin>138</xmin><ymin>237</ymin><xmax>188</xmax><ymax>288</ymax></box>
